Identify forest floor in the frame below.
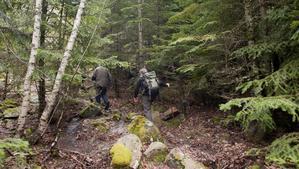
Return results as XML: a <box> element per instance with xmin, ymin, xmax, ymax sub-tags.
<box><xmin>0</xmin><ymin>93</ymin><xmax>278</xmax><ymax>169</ymax></box>
<box><xmin>32</xmin><ymin>96</ymin><xmax>272</xmax><ymax>169</ymax></box>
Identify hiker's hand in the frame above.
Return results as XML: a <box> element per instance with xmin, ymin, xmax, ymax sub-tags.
<box><xmin>133</xmin><ymin>98</ymin><xmax>138</xmax><ymax>103</ymax></box>
<box><xmin>166</xmin><ymin>83</ymin><xmax>170</xmax><ymax>87</ymax></box>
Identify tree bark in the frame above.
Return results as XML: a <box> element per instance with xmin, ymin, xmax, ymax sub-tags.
<box><xmin>3</xmin><ymin>70</ymin><xmax>9</xmax><ymax>100</ymax></box>
<box><xmin>38</xmin><ymin>0</ymin><xmax>48</xmax><ymax>114</ymax></box>
<box><xmin>38</xmin><ymin>0</ymin><xmax>86</xmax><ymax>134</ymax></box>
<box><xmin>137</xmin><ymin>0</ymin><xmax>144</xmax><ymax>69</ymax></box>
<box><xmin>58</xmin><ymin>0</ymin><xmax>65</xmax><ymax>49</ymax></box>
<box><xmin>17</xmin><ymin>0</ymin><xmax>43</xmax><ymax>134</ymax></box>
<box><xmin>244</xmin><ymin>0</ymin><xmax>254</xmax><ymax>45</ymax></box>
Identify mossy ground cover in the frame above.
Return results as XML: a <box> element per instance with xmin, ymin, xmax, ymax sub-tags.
<box><xmin>0</xmin><ymin>138</ymin><xmax>31</xmax><ymax>167</ymax></box>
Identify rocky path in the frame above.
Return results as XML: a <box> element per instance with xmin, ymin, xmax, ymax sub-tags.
<box><xmin>34</xmin><ymin>98</ymin><xmax>265</xmax><ymax>169</ymax></box>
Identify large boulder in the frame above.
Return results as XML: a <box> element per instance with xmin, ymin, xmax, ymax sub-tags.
<box><xmin>110</xmin><ymin>134</ymin><xmax>142</xmax><ymax>169</ymax></box>
<box><xmin>79</xmin><ymin>103</ymin><xmax>101</xmax><ymax>118</ymax></box>
<box><xmin>245</xmin><ymin>120</ymin><xmax>266</xmax><ymax>142</ymax></box>
<box><xmin>110</xmin><ymin>143</ymin><xmax>132</xmax><ymax>168</ymax></box>
<box><xmin>144</xmin><ymin>142</ymin><xmax>168</xmax><ymax>163</ymax></box>
<box><xmin>165</xmin><ymin>148</ymin><xmax>207</xmax><ymax>169</ymax></box>
<box><xmin>128</xmin><ymin>115</ymin><xmax>162</xmax><ymax>143</ymax></box>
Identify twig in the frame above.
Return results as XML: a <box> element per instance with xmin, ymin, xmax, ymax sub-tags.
<box><xmin>59</xmin><ymin>151</ymin><xmax>86</xmax><ymax>169</ymax></box>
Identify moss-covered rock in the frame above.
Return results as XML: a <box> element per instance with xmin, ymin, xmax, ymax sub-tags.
<box><xmin>165</xmin><ymin>148</ymin><xmax>207</xmax><ymax>169</ymax></box>
<box><xmin>110</xmin><ymin>143</ymin><xmax>132</xmax><ymax>168</ymax></box>
<box><xmin>112</xmin><ymin>112</ymin><xmax>122</xmax><ymax>121</ymax></box>
<box><xmin>110</xmin><ymin>134</ymin><xmax>142</xmax><ymax>169</ymax></box>
<box><xmin>127</xmin><ymin>115</ymin><xmax>161</xmax><ymax>143</ymax></box>
<box><xmin>3</xmin><ymin>107</ymin><xmax>20</xmax><ymax>118</ymax></box>
<box><xmin>0</xmin><ymin>99</ymin><xmax>18</xmax><ymax>111</ymax></box>
<box><xmin>125</xmin><ymin>112</ymin><xmax>138</xmax><ymax>122</ymax></box>
<box><xmin>144</xmin><ymin>142</ymin><xmax>168</xmax><ymax>163</ymax></box>
<box><xmin>83</xmin><ymin>118</ymin><xmax>109</xmax><ymax>133</ymax></box>
<box><xmin>79</xmin><ymin>103</ymin><xmax>101</xmax><ymax>118</ymax></box>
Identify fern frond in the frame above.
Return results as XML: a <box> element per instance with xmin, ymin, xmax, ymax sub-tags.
<box><xmin>220</xmin><ymin>96</ymin><xmax>299</xmax><ymax>132</ymax></box>
<box><xmin>237</xmin><ymin>58</ymin><xmax>299</xmax><ymax>95</ymax></box>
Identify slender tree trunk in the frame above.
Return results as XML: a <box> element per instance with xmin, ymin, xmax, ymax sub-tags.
<box><xmin>244</xmin><ymin>0</ymin><xmax>254</xmax><ymax>45</ymax></box>
<box><xmin>137</xmin><ymin>0</ymin><xmax>144</xmax><ymax>69</ymax></box>
<box><xmin>156</xmin><ymin>0</ymin><xmax>160</xmax><ymax>39</ymax></box>
<box><xmin>3</xmin><ymin>70</ymin><xmax>9</xmax><ymax>100</ymax></box>
<box><xmin>58</xmin><ymin>0</ymin><xmax>65</xmax><ymax>49</ymax></box>
<box><xmin>17</xmin><ymin>0</ymin><xmax>43</xmax><ymax>134</ymax></box>
<box><xmin>38</xmin><ymin>0</ymin><xmax>48</xmax><ymax>114</ymax></box>
<box><xmin>38</xmin><ymin>0</ymin><xmax>86</xmax><ymax>134</ymax></box>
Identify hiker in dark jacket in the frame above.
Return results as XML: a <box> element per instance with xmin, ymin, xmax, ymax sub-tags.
<box><xmin>134</xmin><ymin>68</ymin><xmax>169</xmax><ymax>121</ymax></box>
<box><xmin>92</xmin><ymin>65</ymin><xmax>112</xmax><ymax>111</ymax></box>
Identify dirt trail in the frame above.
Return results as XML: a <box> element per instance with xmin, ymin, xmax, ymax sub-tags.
<box><xmin>35</xmin><ymin>98</ymin><xmax>262</xmax><ymax>169</ymax></box>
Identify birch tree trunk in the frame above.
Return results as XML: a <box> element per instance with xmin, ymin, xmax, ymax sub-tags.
<box><xmin>38</xmin><ymin>0</ymin><xmax>86</xmax><ymax>134</ymax></box>
<box><xmin>17</xmin><ymin>0</ymin><xmax>43</xmax><ymax>134</ymax></box>
<box><xmin>137</xmin><ymin>0</ymin><xmax>144</xmax><ymax>69</ymax></box>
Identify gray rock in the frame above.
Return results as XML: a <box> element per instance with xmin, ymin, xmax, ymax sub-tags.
<box><xmin>144</xmin><ymin>142</ymin><xmax>168</xmax><ymax>163</ymax></box>
<box><xmin>116</xmin><ymin>134</ymin><xmax>142</xmax><ymax>169</ymax></box>
<box><xmin>3</xmin><ymin>107</ymin><xmax>20</xmax><ymax>119</ymax></box>
<box><xmin>79</xmin><ymin>103</ymin><xmax>101</xmax><ymax>118</ymax></box>
<box><xmin>165</xmin><ymin>148</ymin><xmax>207</xmax><ymax>169</ymax></box>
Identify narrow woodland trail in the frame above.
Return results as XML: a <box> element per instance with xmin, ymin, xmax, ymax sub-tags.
<box><xmin>34</xmin><ymin>96</ymin><xmax>264</xmax><ymax>169</ymax></box>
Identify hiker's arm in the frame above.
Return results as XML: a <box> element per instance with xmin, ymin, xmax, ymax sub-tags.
<box><xmin>134</xmin><ymin>79</ymin><xmax>142</xmax><ymax>98</ymax></box>
<box><xmin>158</xmin><ymin>80</ymin><xmax>170</xmax><ymax>87</ymax></box>
<box><xmin>108</xmin><ymin>71</ymin><xmax>112</xmax><ymax>86</ymax></box>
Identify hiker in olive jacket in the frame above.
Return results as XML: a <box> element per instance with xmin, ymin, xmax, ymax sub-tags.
<box><xmin>92</xmin><ymin>65</ymin><xmax>112</xmax><ymax>111</ymax></box>
<box><xmin>134</xmin><ymin>68</ymin><xmax>169</xmax><ymax>121</ymax></box>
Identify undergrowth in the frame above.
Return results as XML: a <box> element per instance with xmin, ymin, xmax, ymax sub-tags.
<box><xmin>220</xmin><ymin>96</ymin><xmax>299</xmax><ymax>133</ymax></box>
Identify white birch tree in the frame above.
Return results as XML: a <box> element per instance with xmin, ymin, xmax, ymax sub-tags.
<box><xmin>38</xmin><ymin>0</ymin><xmax>86</xmax><ymax>134</ymax></box>
<box><xmin>17</xmin><ymin>0</ymin><xmax>43</xmax><ymax>134</ymax></box>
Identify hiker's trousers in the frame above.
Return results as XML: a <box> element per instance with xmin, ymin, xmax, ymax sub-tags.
<box><xmin>95</xmin><ymin>86</ymin><xmax>110</xmax><ymax>110</ymax></box>
<box><xmin>142</xmin><ymin>95</ymin><xmax>153</xmax><ymax>121</ymax></box>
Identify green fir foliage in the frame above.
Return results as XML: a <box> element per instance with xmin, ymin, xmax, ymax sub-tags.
<box><xmin>266</xmin><ymin>133</ymin><xmax>299</xmax><ymax>168</ymax></box>
<box><xmin>220</xmin><ymin>96</ymin><xmax>299</xmax><ymax>132</ymax></box>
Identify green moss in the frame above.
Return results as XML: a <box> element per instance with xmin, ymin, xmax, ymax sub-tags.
<box><xmin>128</xmin><ymin>115</ymin><xmax>146</xmax><ymax>134</ymax></box>
<box><xmin>163</xmin><ymin>114</ymin><xmax>184</xmax><ymax>128</ymax></box>
<box><xmin>246</xmin><ymin>148</ymin><xmax>262</xmax><ymax>157</ymax></box>
<box><xmin>0</xmin><ymin>138</ymin><xmax>31</xmax><ymax>167</ymax></box>
<box><xmin>0</xmin><ymin>99</ymin><xmax>18</xmax><ymax>111</ymax></box>
<box><xmin>265</xmin><ymin>132</ymin><xmax>299</xmax><ymax>168</ymax></box>
<box><xmin>90</xmin><ymin>119</ymin><xmax>108</xmax><ymax>133</ymax></box>
<box><xmin>152</xmin><ymin>151</ymin><xmax>168</xmax><ymax>163</ymax></box>
<box><xmin>3</xmin><ymin>107</ymin><xmax>19</xmax><ymax>118</ymax></box>
<box><xmin>0</xmin><ymin>149</ymin><xmax>6</xmax><ymax>167</ymax></box>
<box><xmin>125</xmin><ymin>112</ymin><xmax>137</xmax><ymax>121</ymax></box>
<box><xmin>79</xmin><ymin>103</ymin><xmax>101</xmax><ymax>118</ymax></box>
<box><xmin>112</xmin><ymin>113</ymin><xmax>121</xmax><ymax>121</ymax></box>
<box><xmin>248</xmin><ymin>164</ymin><xmax>261</xmax><ymax>169</ymax></box>
<box><xmin>110</xmin><ymin>143</ymin><xmax>132</xmax><ymax>168</ymax></box>
<box><xmin>128</xmin><ymin>115</ymin><xmax>161</xmax><ymax>143</ymax></box>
